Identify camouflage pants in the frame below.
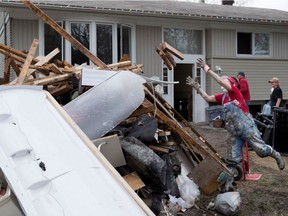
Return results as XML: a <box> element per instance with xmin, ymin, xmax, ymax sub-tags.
<box><xmin>224</xmin><ymin>103</ymin><xmax>273</xmax><ymax>163</ymax></box>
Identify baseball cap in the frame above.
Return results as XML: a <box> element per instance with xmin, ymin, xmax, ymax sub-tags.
<box><xmin>237</xmin><ymin>71</ymin><xmax>245</xmax><ymax>77</ymax></box>
<box><xmin>268</xmin><ymin>77</ymin><xmax>279</xmax><ymax>83</ymax></box>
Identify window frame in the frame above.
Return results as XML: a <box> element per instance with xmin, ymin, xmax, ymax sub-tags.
<box><xmin>237</xmin><ymin>31</ymin><xmax>272</xmax><ymax>57</ymax></box>
<box><xmin>39</xmin><ymin>20</ymin><xmax>135</xmax><ymax>66</ymax></box>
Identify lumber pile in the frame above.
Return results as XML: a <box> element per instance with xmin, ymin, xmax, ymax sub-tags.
<box><xmin>0</xmin><ymin>41</ymin><xmax>143</xmax><ymax>98</ymax></box>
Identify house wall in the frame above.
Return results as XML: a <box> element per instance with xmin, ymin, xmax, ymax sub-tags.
<box><xmin>11</xmin><ymin>19</ymin><xmax>38</xmax><ymax>55</ymax></box>
<box><xmin>136</xmin><ymin>25</ymin><xmax>162</xmax><ymax>78</ymax></box>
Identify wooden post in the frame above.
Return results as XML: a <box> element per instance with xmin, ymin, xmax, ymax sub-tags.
<box><xmin>3</xmin><ymin>57</ymin><xmax>11</xmax><ymax>84</ymax></box>
<box><xmin>21</xmin><ymin>0</ymin><xmax>109</xmax><ymax>70</ymax></box>
<box><xmin>16</xmin><ymin>39</ymin><xmax>39</xmax><ymax>85</ymax></box>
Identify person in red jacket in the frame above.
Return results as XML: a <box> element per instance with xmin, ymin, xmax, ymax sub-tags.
<box><xmin>237</xmin><ymin>71</ymin><xmax>251</xmax><ymax>109</ymax></box>
<box><xmin>186</xmin><ymin>58</ymin><xmax>285</xmax><ymax>171</ymax></box>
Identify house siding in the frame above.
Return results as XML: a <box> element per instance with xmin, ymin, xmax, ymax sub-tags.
<box><xmin>136</xmin><ymin>25</ymin><xmax>162</xmax><ymax>78</ymax></box>
<box><xmin>211</xmin><ymin>29</ymin><xmax>236</xmax><ymax>58</ymax></box>
<box><xmin>273</xmin><ymin>32</ymin><xmax>288</xmax><ymax>59</ymax></box>
<box><xmin>11</xmin><ymin>19</ymin><xmax>38</xmax><ymax>55</ymax></box>
<box><xmin>208</xmin><ymin>59</ymin><xmax>288</xmax><ymax>102</ymax></box>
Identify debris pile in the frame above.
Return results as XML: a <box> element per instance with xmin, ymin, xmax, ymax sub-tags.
<box><xmin>0</xmin><ymin>1</ymin><xmax>237</xmax><ymax>215</ymax></box>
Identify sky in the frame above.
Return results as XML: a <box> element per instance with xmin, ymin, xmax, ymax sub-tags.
<box><xmin>246</xmin><ymin>0</ymin><xmax>288</xmax><ymax>12</ymax></box>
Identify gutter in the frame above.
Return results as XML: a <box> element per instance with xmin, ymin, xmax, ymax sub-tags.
<box><xmin>0</xmin><ymin>1</ymin><xmax>287</xmax><ymax>25</ymax></box>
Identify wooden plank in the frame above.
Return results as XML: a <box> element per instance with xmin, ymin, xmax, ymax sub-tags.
<box><xmin>129</xmin><ymin>105</ymin><xmax>155</xmax><ymax>118</ymax></box>
<box><xmin>161</xmin><ymin>42</ymin><xmax>184</xmax><ymax>60</ymax></box>
<box><xmin>22</xmin><ymin>0</ymin><xmax>109</xmax><ymax>69</ymax></box>
<box><xmin>26</xmin><ymin>48</ymin><xmax>60</xmax><ymax>77</ymax></box>
<box><xmin>163</xmin><ymin>50</ymin><xmax>176</xmax><ymax>67</ymax></box>
<box><xmin>155</xmin><ymin>47</ymin><xmax>173</xmax><ymax>70</ymax></box>
<box><xmin>16</xmin><ymin>39</ymin><xmax>39</xmax><ymax>85</ymax></box>
<box><xmin>149</xmin><ymin>145</ymin><xmax>169</xmax><ymax>154</ymax></box>
<box><xmin>123</xmin><ymin>172</ymin><xmax>145</xmax><ymax>191</ymax></box>
<box><xmin>187</xmin><ymin>154</ymin><xmax>223</xmax><ymax>194</ymax></box>
<box><xmin>0</xmin><ymin>43</ymin><xmax>38</xmax><ymax>64</ymax></box>
<box><xmin>3</xmin><ymin>57</ymin><xmax>11</xmax><ymax>84</ymax></box>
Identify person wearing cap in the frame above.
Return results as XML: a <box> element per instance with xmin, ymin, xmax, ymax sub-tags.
<box><xmin>268</xmin><ymin>77</ymin><xmax>283</xmax><ymax>108</ymax></box>
<box><xmin>237</xmin><ymin>71</ymin><xmax>251</xmax><ymax>109</ymax></box>
<box><xmin>186</xmin><ymin>58</ymin><xmax>285</xmax><ymax>174</ymax></box>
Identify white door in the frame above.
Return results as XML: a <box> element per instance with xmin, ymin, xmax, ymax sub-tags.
<box><xmin>180</xmin><ymin>55</ymin><xmax>206</xmax><ymax>123</ymax></box>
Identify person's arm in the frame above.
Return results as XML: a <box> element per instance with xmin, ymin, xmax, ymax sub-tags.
<box><xmin>196</xmin><ymin>58</ymin><xmax>232</xmax><ymax>91</ymax></box>
<box><xmin>275</xmin><ymin>98</ymin><xmax>281</xmax><ymax>107</ymax></box>
<box><xmin>186</xmin><ymin>76</ymin><xmax>216</xmax><ymax>103</ymax></box>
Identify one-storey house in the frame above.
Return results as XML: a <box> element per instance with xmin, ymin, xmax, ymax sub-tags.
<box><xmin>0</xmin><ymin>0</ymin><xmax>288</xmax><ymax>122</ymax></box>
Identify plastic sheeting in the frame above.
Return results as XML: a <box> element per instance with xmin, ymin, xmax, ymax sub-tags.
<box><xmin>64</xmin><ymin>70</ymin><xmax>146</xmax><ymax>140</ymax></box>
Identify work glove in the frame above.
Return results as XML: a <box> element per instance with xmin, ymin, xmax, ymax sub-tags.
<box><xmin>186</xmin><ymin>76</ymin><xmax>200</xmax><ymax>90</ymax></box>
<box><xmin>197</xmin><ymin>58</ymin><xmax>210</xmax><ymax>72</ymax></box>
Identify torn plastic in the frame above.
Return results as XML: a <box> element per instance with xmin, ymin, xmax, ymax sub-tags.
<box><xmin>64</xmin><ymin>70</ymin><xmax>146</xmax><ymax>140</ymax></box>
<box><xmin>211</xmin><ymin>191</ymin><xmax>241</xmax><ymax>216</ymax></box>
<box><xmin>176</xmin><ymin>174</ymin><xmax>200</xmax><ymax>208</ymax></box>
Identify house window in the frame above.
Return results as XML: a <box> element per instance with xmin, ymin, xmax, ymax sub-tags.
<box><xmin>162</xmin><ymin>67</ymin><xmax>168</xmax><ymax>95</ymax></box>
<box><xmin>118</xmin><ymin>25</ymin><xmax>131</xmax><ymax>61</ymax></box>
<box><xmin>71</xmin><ymin>22</ymin><xmax>90</xmax><ymax>65</ymax></box>
<box><xmin>163</xmin><ymin>28</ymin><xmax>203</xmax><ymax>54</ymax></box>
<box><xmin>97</xmin><ymin>24</ymin><xmax>112</xmax><ymax>64</ymax></box>
<box><xmin>44</xmin><ymin>22</ymin><xmax>63</xmax><ymax>62</ymax></box>
<box><xmin>237</xmin><ymin>32</ymin><xmax>270</xmax><ymax>55</ymax></box>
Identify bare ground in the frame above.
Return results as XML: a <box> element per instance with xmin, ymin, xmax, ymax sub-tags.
<box><xmin>183</xmin><ymin>122</ymin><xmax>288</xmax><ymax>216</ymax></box>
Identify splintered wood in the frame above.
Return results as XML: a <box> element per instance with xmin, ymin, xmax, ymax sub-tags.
<box><xmin>155</xmin><ymin>42</ymin><xmax>184</xmax><ymax>70</ymax></box>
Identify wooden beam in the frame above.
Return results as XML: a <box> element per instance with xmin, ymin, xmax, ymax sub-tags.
<box><xmin>21</xmin><ymin>0</ymin><xmax>109</xmax><ymax>69</ymax></box>
<box><xmin>26</xmin><ymin>48</ymin><xmax>60</xmax><ymax>77</ymax></box>
<box><xmin>0</xmin><ymin>43</ymin><xmax>39</xmax><ymax>64</ymax></box>
<box><xmin>155</xmin><ymin>47</ymin><xmax>173</xmax><ymax>70</ymax></box>
<box><xmin>16</xmin><ymin>39</ymin><xmax>39</xmax><ymax>85</ymax></box>
<box><xmin>161</xmin><ymin>42</ymin><xmax>184</xmax><ymax>60</ymax></box>
<box><xmin>163</xmin><ymin>50</ymin><xmax>176</xmax><ymax>67</ymax></box>
<box><xmin>3</xmin><ymin>57</ymin><xmax>11</xmax><ymax>84</ymax></box>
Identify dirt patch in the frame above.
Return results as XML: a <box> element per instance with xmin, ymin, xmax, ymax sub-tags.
<box><xmin>183</xmin><ymin>122</ymin><xmax>288</xmax><ymax>216</ymax></box>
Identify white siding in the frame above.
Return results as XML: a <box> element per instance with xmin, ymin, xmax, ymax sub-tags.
<box><xmin>273</xmin><ymin>32</ymin><xmax>288</xmax><ymax>59</ymax></box>
<box><xmin>136</xmin><ymin>25</ymin><xmax>162</xmax><ymax>78</ymax></box>
<box><xmin>211</xmin><ymin>29</ymin><xmax>236</xmax><ymax>58</ymax></box>
<box><xmin>208</xmin><ymin>59</ymin><xmax>288</xmax><ymax>101</ymax></box>
<box><xmin>11</xmin><ymin>19</ymin><xmax>38</xmax><ymax>55</ymax></box>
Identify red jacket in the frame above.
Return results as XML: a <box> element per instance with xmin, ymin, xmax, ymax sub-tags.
<box><xmin>238</xmin><ymin>77</ymin><xmax>251</xmax><ymax>103</ymax></box>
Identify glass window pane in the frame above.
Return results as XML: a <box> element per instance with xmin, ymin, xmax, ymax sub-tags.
<box><xmin>118</xmin><ymin>25</ymin><xmax>131</xmax><ymax>61</ymax></box>
<box><xmin>164</xmin><ymin>28</ymin><xmax>202</xmax><ymax>54</ymax></box>
<box><xmin>254</xmin><ymin>33</ymin><xmax>270</xmax><ymax>55</ymax></box>
<box><xmin>97</xmin><ymin>24</ymin><xmax>112</xmax><ymax>64</ymax></box>
<box><xmin>237</xmin><ymin>32</ymin><xmax>252</xmax><ymax>54</ymax></box>
<box><xmin>71</xmin><ymin>23</ymin><xmax>90</xmax><ymax>65</ymax></box>
<box><xmin>163</xmin><ymin>68</ymin><xmax>168</xmax><ymax>94</ymax></box>
<box><xmin>44</xmin><ymin>22</ymin><xmax>62</xmax><ymax>62</ymax></box>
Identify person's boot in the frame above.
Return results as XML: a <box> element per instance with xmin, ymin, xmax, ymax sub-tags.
<box><xmin>270</xmin><ymin>150</ymin><xmax>285</xmax><ymax>170</ymax></box>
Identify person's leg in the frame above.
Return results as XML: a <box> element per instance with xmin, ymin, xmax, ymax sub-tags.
<box><xmin>227</xmin><ymin>134</ymin><xmax>244</xmax><ymax>163</ymax></box>
<box><xmin>245</xmin><ymin>126</ymin><xmax>285</xmax><ymax>170</ymax></box>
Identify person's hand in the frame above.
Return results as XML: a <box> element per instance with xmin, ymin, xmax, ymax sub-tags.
<box><xmin>186</xmin><ymin>76</ymin><xmax>200</xmax><ymax>89</ymax></box>
<box><xmin>197</xmin><ymin>58</ymin><xmax>210</xmax><ymax>72</ymax></box>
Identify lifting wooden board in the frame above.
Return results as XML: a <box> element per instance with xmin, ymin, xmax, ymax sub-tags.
<box><xmin>161</xmin><ymin>42</ymin><xmax>184</xmax><ymax>60</ymax></box>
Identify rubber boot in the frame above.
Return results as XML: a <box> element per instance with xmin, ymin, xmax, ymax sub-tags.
<box><xmin>270</xmin><ymin>150</ymin><xmax>285</xmax><ymax>170</ymax></box>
